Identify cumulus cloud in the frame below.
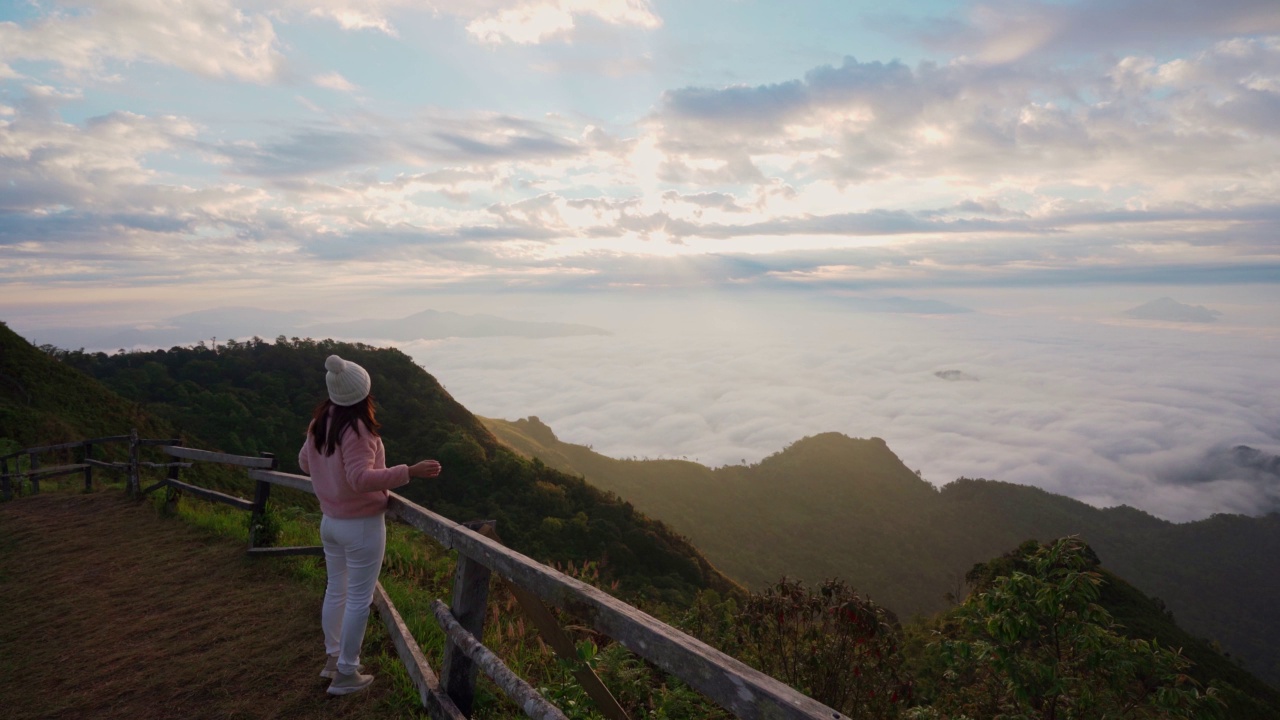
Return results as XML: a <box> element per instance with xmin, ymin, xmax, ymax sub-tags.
<box><xmin>0</xmin><ymin>0</ymin><xmax>284</xmax><ymax>82</ymax></box>
<box><xmin>312</xmin><ymin>72</ymin><xmax>357</xmax><ymax>92</ymax></box>
<box><xmin>464</xmin><ymin>0</ymin><xmax>661</xmax><ymax>45</ymax></box>
<box><xmin>653</xmin><ymin>41</ymin><xmax>1280</xmax><ymax>194</ymax></box>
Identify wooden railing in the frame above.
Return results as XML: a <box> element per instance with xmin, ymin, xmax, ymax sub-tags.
<box><xmin>3</xmin><ymin>435</ymin><xmax>847</xmax><ymax>720</ymax></box>
<box><xmin>0</xmin><ymin>430</ymin><xmax>183</xmax><ymax>500</ymax></box>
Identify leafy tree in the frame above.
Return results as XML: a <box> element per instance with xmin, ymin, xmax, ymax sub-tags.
<box><xmin>920</xmin><ymin>537</ymin><xmax>1222</xmax><ymax>720</ymax></box>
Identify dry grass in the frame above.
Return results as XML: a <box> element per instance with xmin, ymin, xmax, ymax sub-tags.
<box><xmin>0</xmin><ymin>492</ymin><xmax>421</xmax><ymax>720</ymax></box>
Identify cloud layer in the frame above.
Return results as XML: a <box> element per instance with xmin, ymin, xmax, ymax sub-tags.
<box><xmin>399</xmin><ymin>294</ymin><xmax>1280</xmax><ymax>523</ymax></box>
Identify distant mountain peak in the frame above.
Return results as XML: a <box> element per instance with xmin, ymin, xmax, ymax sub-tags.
<box><xmin>1122</xmin><ymin>297</ymin><xmax>1222</xmax><ymax>323</ymax></box>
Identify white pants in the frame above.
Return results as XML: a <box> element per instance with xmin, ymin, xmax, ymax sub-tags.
<box><xmin>320</xmin><ymin>513</ymin><xmax>386</xmax><ymax>674</ymax></box>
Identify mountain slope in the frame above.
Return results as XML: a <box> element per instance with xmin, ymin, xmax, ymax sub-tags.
<box><xmin>35</xmin><ymin>333</ymin><xmax>737</xmax><ymax>605</ymax></box>
<box><xmin>483</xmin><ymin>415</ymin><xmax>1280</xmax><ymax>690</ymax></box>
<box><xmin>0</xmin><ymin>322</ymin><xmax>172</xmax><ymax>456</ymax></box>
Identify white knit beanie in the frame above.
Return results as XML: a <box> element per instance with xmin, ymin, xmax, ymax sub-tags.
<box><xmin>325</xmin><ymin>355</ymin><xmax>371</xmax><ymax>406</ymax></box>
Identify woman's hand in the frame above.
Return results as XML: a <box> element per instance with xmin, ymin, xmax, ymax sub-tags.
<box><xmin>408</xmin><ymin>460</ymin><xmax>442</xmax><ymax>479</ymax></box>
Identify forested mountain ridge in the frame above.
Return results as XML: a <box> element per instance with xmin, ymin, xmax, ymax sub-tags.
<box><xmin>4</xmin><ymin>324</ymin><xmax>737</xmax><ymax>605</ymax></box>
<box><xmin>484</xmin><ymin>415</ymin><xmax>1280</xmax><ymax>691</ymax></box>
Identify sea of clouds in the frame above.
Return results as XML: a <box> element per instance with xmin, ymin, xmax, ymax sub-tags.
<box><xmin>393</xmin><ymin>291</ymin><xmax>1280</xmax><ymax>523</ymax></box>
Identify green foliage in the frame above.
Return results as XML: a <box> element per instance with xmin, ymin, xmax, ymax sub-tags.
<box><xmin>922</xmin><ymin>537</ymin><xmax>1222</xmax><ymax>720</ymax></box>
<box><xmin>734</xmin><ymin>577</ymin><xmax>913</xmax><ymax>718</ymax></box>
<box><xmin>247</xmin><ymin>505</ymin><xmax>282</xmax><ymax>547</ymax></box>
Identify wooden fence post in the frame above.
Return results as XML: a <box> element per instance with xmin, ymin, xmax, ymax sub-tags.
<box><xmin>29</xmin><ymin>451</ymin><xmax>39</xmax><ymax>494</ymax></box>
<box><xmin>441</xmin><ymin>520</ymin><xmax>496</xmax><ymax>717</ymax></box>
<box><xmin>128</xmin><ymin>428</ymin><xmax>140</xmax><ymax>497</ymax></box>
<box><xmin>82</xmin><ymin>441</ymin><xmax>94</xmax><ymax>493</ymax></box>
<box><xmin>248</xmin><ymin>452</ymin><xmax>277</xmax><ymax>550</ymax></box>
<box><xmin>164</xmin><ymin>438</ymin><xmax>184</xmax><ymax>512</ymax></box>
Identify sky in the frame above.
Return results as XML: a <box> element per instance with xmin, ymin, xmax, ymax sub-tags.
<box><xmin>2</xmin><ymin>0</ymin><xmax>1279</xmax><ymax>521</ymax></box>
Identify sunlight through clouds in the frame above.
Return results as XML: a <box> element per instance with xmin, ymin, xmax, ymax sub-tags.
<box><xmin>2</xmin><ymin>0</ymin><xmax>1279</xmax><ymax>520</ymax></box>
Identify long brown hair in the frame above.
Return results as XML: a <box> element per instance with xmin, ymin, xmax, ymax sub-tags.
<box><xmin>310</xmin><ymin>395</ymin><xmax>381</xmax><ymax>456</ymax></box>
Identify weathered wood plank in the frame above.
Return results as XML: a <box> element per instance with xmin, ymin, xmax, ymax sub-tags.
<box><xmin>246</xmin><ymin>469</ymin><xmax>317</xmax><ymax>494</ymax></box>
<box><xmin>372</xmin><ymin>583</ymin><xmax>467</xmax><ymax>720</ymax></box>
<box><xmin>4</xmin><ymin>435</ymin><xmax>128</xmax><ymax>458</ymax></box>
<box><xmin>161</xmin><ymin>446</ymin><xmax>276</xmax><ymax>468</ymax></box>
<box><xmin>248</xmin><ymin>478</ymin><xmax>272</xmax><ymax>550</ymax></box>
<box><xmin>245</xmin><ymin>546</ymin><xmax>324</xmax><ymax>557</ymax></box>
<box><xmin>441</xmin><ymin>539</ymin><xmax>493</xmax><ymax>716</ymax></box>
<box><xmin>432</xmin><ymin>599</ymin><xmax>569</xmax><ymax>720</ymax></box>
<box><xmin>87</xmin><ymin>434</ymin><xmax>133</xmax><ymax>444</ymax></box>
<box><xmin>434</xmin><ymin>504</ymin><xmax>845</xmax><ymax>720</ymax></box>
<box><xmin>82</xmin><ymin>443</ymin><xmax>93</xmax><ymax>491</ymax></box>
<box><xmin>128</xmin><ymin>428</ymin><xmax>140</xmax><ymax>497</ymax></box>
<box><xmin>25</xmin><ymin>463</ymin><xmax>89</xmax><ymax>478</ymax></box>
<box><xmin>165</xmin><ymin>447</ymin><xmax>183</xmax><ymax>512</ymax></box>
<box><xmin>477</xmin><ymin>525</ymin><xmax>631</xmax><ymax>720</ymax></box>
<box><xmin>385</xmin><ymin>494</ymin><xmax>457</xmax><ymax>547</ymax></box>
<box><xmin>84</xmin><ymin>459</ymin><xmax>131</xmax><ymax>470</ymax></box>
<box><xmin>137</xmin><ymin>437</ymin><xmax>183</xmax><ymax>447</ymax></box>
<box><xmin>164</xmin><ymin>478</ymin><xmax>256</xmax><ymax>512</ymax></box>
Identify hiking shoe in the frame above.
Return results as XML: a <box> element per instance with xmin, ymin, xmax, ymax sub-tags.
<box><xmin>321</xmin><ymin>654</ymin><xmax>364</xmax><ymax>679</ymax></box>
<box><xmin>327</xmin><ymin>670</ymin><xmax>374</xmax><ymax>696</ymax></box>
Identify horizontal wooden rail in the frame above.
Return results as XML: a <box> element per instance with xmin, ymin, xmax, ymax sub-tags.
<box><xmin>163</xmin><ymin>478</ymin><xmax>256</xmax><ymax>512</ymax></box>
<box><xmin>374</xmin><ymin>583</ymin><xmax>466</xmax><ymax>720</ymax></box>
<box><xmin>84</xmin><ymin>458</ymin><xmax>129</xmax><ymax>470</ymax></box>
<box><xmin>138</xmin><ymin>438</ymin><xmax>183</xmax><ymax>447</ymax></box>
<box><xmin>25</xmin><ymin>463</ymin><xmax>88</xmax><ymax>478</ymax></box>
<box><xmin>246</xmin><ymin>546</ymin><xmax>324</xmax><ymax>557</ymax></box>
<box><xmin>246</xmin><ymin>470</ymin><xmax>845</xmax><ymax>720</ymax></box>
<box><xmin>432</xmin><ymin>599</ymin><xmax>568</xmax><ymax>720</ymax></box>
<box><xmin>161</xmin><ymin>446</ymin><xmax>276</xmax><ymax>468</ymax></box>
<box><xmin>84</xmin><ymin>458</ymin><xmax>184</xmax><ymax>471</ymax></box>
<box><xmin>0</xmin><ymin>435</ymin><xmax>133</xmax><ymax>460</ymax></box>
<box><xmin>2</xmin><ymin>436</ymin><xmax>135</xmax><ymax>460</ymax></box>
<box><xmin>246</xmin><ymin>469</ymin><xmax>315</xmax><ymax>493</ymax></box>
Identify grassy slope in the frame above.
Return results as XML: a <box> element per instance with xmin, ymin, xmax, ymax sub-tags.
<box><xmin>0</xmin><ymin>321</ymin><xmax>170</xmax><ymax>451</ymax></box>
<box><xmin>484</xmin><ymin>415</ymin><xmax>1280</xmax><ymax>692</ymax></box>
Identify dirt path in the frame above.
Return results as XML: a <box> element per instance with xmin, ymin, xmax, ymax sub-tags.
<box><xmin>0</xmin><ymin>492</ymin><xmax>414</xmax><ymax>720</ymax></box>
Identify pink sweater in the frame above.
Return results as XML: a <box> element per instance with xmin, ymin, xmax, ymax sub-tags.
<box><xmin>298</xmin><ymin>422</ymin><xmax>410</xmax><ymax>519</ymax></box>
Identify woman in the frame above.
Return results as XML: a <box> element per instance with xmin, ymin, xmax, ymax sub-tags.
<box><xmin>298</xmin><ymin>354</ymin><xmax>442</xmax><ymax>696</ymax></box>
